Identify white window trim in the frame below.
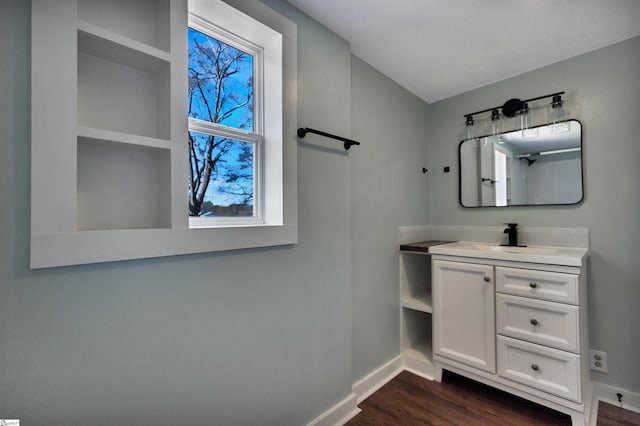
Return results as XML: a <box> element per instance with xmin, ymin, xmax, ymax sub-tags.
<box><xmin>188</xmin><ymin>0</ymin><xmax>283</xmax><ymax>229</ymax></box>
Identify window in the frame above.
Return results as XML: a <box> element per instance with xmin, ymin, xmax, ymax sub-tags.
<box><xmin>30</xmin><ymin>0</ymin><xmax>296</xmax><ymax>268</ymax></box>
<box><xmin>187</xmin><ymin>22</ymin><xmax>261</xmax><ymax>225</ymax></box>
<box><xmin>188</xmin><ymin>0</ymin><xmax>283</xmax><ymax>229</ymax></box>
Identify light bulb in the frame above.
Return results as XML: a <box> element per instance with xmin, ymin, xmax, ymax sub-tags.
<box><xmin>548</xmin><ymin>95</ymin><xmax>570</xmax><ymax>133</ymax></box>
<box><xmin>491</xmin><ymin>109</ymin><xmax>500</xmax><ymax>136</ymax></box>
<box><xmin>517</xmin><ymin>103</ymin><xmax>529</xmax><ymax>130</ymax></box>
<box><xmin>515</xmin><ymin>103</ymin><xmax>537</xmax><ymax>138</ymax></box>
<box><xmin>513</xmin><ymin>103</ymin><xmax>531</xmax><ymax>137</ymax></box>
<box><xmin>465</xmin><ymin>115</ymin><xmax>475</xmax><ymax>140</ymax></box>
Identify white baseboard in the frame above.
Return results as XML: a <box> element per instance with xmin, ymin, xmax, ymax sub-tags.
<box><xmin>306</xmin><ymin>392</ymin><xmax>360</xmax><ymax>426</ymax></box>
<box><xmin>307</xmin><ymin>356</ymin><xmax>403</xmax><ymax>426</ymax></box>
<box><xmin>352</xmin><ymin>356</ymin><xmax>403</xmax><ymax>403</ymax></box>
<box><xmin>594</xmin><ymin>381</ymin><xmax>640</xmax><ymax>415</ymax></box>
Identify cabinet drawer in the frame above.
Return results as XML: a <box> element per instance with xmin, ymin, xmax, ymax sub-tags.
<box><xmin>496</xmin><ymin>267</ymin><xmax>578</xmax><ymax>304</ymax></box>
<box><xmin>497</xmin><ymin>336</ymin><xmax>580</xmax><ymax>402</ymax></box>
<box><xmin>496</xmin><ymin>294</ymin><xmax>579</xmax><ymax>352</ymax></box>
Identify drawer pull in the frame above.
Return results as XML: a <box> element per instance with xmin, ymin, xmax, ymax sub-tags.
<box><xmin>484</xmin><ymin>276</ymin><xmax>491</xmax><ymax>282</ymax></box>
<box><xmin>529</xmin><ymin>282</ymin><xmax>538</xmax><ymax>289</ymax></box>
<box><xmin>531</xmin><ymin>364</ymin><xmax>540</xmax><ymax>372</ymax></box>
<box><xmin>530</xmin><ymin>319</ymin><xmax>539</xmax><ymax>326</ymax></box>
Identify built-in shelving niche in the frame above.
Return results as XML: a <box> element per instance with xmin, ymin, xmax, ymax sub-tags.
<box><xmin>77</xmin><ymin>137</ymin><xmax>171</xmax><ymax>231</ymax></box>
<box><xmin>77</xmin><ymin>29</ymin><xmax>171</xmax><ymax>140</ymax></box>
<box><xmin>400</xmin><ymin>252</ymin><xmax>433</xmax><ymax>313</ymax></box>
<box><xmin>402</xmin><ymin>308</ymin><xmax>433</xmax><ymax>363</ymax></box>
<box><xmin>31</xmin><ymin>0</ymin><xmax>184</xmax><ymax>267</ymax></box>
<box><xmin>75</xmin><ymin>0</ymin><xmax>173</xmax><ymax>232</ymax></box>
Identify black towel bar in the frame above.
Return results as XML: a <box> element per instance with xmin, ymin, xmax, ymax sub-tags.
<box><xmin>297</xmin><ymin>127</ymin><xmax>361</xmax><ymax>150</ymax></box>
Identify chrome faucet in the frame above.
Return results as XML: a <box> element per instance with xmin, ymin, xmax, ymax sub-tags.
<box><xmin>503</xmin><ymin>223</ymin><xmax>519</xmax><ymax>247</ymax></box>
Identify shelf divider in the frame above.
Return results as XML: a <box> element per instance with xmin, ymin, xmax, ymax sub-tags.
<box><xmin>78</xmin><ymin>126</ymin><xmax>170</xmax><ymax>151</ymax></box>
<box><xmin>402</xmin><ymin>294</ymin><xmax>432</xmax><ymax>313</ymax></box>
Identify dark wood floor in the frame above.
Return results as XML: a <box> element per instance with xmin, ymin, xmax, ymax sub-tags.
<box><xmin>598</xmin><ymin>401</ymin><xmax>640</xmax><ymax>425</ymax></box>
<box><xmin>346</xmin><ymin>370</ymin><xmax>640</xmax><ymax>425</ymax></box>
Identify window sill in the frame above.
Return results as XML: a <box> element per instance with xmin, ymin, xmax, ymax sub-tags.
<box><xmin>189</xmin><ymin>216</ymin><xmax>265</xmax><ymax>229</ymax></box>
<box><xmin>31</xmin><ymin>224</ymin><xmax>298</xmax><ymax>268</ymax></box>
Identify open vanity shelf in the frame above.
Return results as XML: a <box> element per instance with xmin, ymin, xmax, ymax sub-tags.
<box><xmin>399</xmin><ymin>240</ymin><xmax>450</xmax><ymax>377</ymax></box>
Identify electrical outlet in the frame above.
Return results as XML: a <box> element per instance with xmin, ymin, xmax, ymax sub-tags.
<box><xmin>590</xmin><ymin>349</ymin><xmax>608</xmax><ymax>373</ymax></box>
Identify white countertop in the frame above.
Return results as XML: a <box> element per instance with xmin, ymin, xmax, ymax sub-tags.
<box><xmin>428</xmin><ymin>241</ymin><xmax>589</xmax><ymax>266</ymax></box>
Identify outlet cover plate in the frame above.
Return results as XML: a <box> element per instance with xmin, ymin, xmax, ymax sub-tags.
<box><xmin>590</xmin><ymin>349</ymin><xmax>608</xmax><ymax>373</ymax></box>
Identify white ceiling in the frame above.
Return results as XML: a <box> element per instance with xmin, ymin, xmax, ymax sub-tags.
<box><xmin>286</xmin><ymin>0</ymin><xmax>640</xmax><ymax>103</ymax></box>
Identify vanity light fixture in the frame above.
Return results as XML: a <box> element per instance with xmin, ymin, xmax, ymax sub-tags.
<box><xmin>462</xmin><ymin>91</ymin><xmax>566</xmax><ymax>140</ymax></box>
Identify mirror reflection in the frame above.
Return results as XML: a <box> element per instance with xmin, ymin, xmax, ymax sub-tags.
<box><xmin>459</xmin><ymin>120</ymin><xmax>583</xmax><ymax>207</ymax></box>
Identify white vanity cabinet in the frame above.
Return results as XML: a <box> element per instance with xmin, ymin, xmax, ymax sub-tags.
<box><xmin>430</xmin><ymin>247</ymin><xmax>591</xmax><ymax>426</ymax></box>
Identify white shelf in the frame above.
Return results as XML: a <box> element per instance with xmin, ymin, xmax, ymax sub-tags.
<box><xmin>78</xmin><ymin>22</ymin><xmax>171</xmax><ymax>71</ymax></box>
<box><xmin>401</xmin><ymin>293</ymin><xmax>432</xmax><ymax>313</ymax></box>
<box><xmin>78</xmin><ymin>126</ymin><xmax>170</xmax><ymax>150</ymax></box>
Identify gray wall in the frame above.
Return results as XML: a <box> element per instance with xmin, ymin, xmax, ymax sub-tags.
<box><xmin>350</xmin><ymin>56</ymin><xmax>430</xmax><ymax>380</ymax></box>
<box><xmin>0</xmin><ymin>0</ymin><xmax>431</xmax><ymax>424</ymax></box>
<box><xmin>1</xmin><ymin>0</ymin><xmax>355</xmax><ymax>424</ymax></box>
<box><xmin>429</xmin><ymin>36</ymin><xmax>640</xmax><ymax>394</ymax></box>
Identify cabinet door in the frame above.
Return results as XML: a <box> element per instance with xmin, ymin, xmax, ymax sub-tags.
<box><xmin>433</xmin><ymin>260</ymin><xmax>496</xmax><ymax>373</ymax></box>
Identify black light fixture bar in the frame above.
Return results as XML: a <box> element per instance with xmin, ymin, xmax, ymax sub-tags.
<box><xmin>463</xmin><ymin>91</ymin><xmax>565</xmax><ymax>120</ymax></box>
<box><xmin>297</xmin><ymin>127</ymin><xmax>361</xmax><ymax>150</ymax></box>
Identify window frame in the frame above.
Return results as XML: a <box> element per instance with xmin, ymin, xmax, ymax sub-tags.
<box><xmin>187</xmin><ymin>0</ymin><xmax>283</xmax><ymax>229</ymax></box>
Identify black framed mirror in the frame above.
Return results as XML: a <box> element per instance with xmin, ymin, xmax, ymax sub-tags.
<box><xmin>459</xmin><ymin>120</ymin><xmax>583</xmax><ymax>207</ymax></box>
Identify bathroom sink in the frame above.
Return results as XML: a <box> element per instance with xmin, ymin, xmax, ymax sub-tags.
<box><xmin>428</xmin><ymin>241</ymin><xmax>588</xmax><ymax>266</ymax></box>
<box><xmin>470</xmin><ymin>244</ymin><xmax>556</xmax><ymax>255</ymax></box>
